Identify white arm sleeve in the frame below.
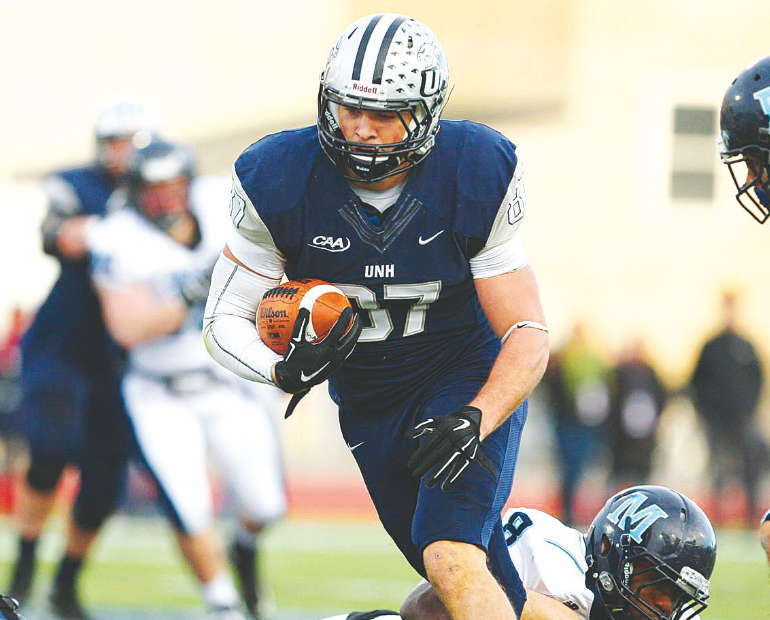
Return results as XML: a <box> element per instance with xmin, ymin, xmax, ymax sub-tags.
<box><xmin>204</xmin><ymin>167</ymin><xmax>291</xmax><ymax>384</ymax></box>
<box><xmin>469</xmin><ymin>160</ymin><xmax>529</xmax><ymax>279</ymax></box>
<box><xmin>203</xmin><ymin>254</ymin><xmax>283</xmax><ymax>386</ymax></box>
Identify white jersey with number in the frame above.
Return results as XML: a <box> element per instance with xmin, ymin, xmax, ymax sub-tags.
<box><xmin>502</xmin><ymin>507</ymin><xmax>594</xmax><ymax>618</ymax></box>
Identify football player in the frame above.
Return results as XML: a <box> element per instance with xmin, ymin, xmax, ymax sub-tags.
<box><xmin>325</xmin><ymin>486</ymin><xmax>716</xmax><ymax>620</ymax></box>
<box><xmin>720</xmin><ymin>55</ymin><xmax>770</xmax><ymax>223</ymax></box>
<box><xmin>719</xmin><ymin>57</ymin><xmax>770</xmax><ymax>565</ymax></box>
<box><xmin>204</xmin><ymin>14</ymin><xmax>548</xmax><ymax>620</ymax></box>
<box><xmin>87</xmin><ymin>139</ymin><xmax>286</xmax><ymax>620</ymax></box>
<box><xmin>7</xmin><ymin>100</ymin><xmax>155</xmax><ymax>619</ymax></box>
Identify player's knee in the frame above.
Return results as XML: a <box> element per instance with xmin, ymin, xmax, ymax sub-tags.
<box><xmin>26</xmin><ymin>456</ymin><xmax>67</xmax><ymax>492</ymax></box>
<box><xmin>422</xmin><ymin>540</ymin><xmax>487</xmax><ymax>596</ymax></box>
<box><xmin>400</xmin><ymin>581</ymin><xmax>450</xmax><ymax>620</ymax></box>
<box><xmin>240</xmin><ymin>495</ymin><xmax>287</xmax><ymax>529</ymax></box>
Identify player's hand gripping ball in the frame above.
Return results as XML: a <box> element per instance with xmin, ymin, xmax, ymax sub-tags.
<box><xmin>257</xmin><ymin>279</ymin><xmax>353</xmax><ymax>355</ymax></box>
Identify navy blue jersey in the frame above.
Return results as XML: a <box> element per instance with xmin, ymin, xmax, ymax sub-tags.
<box><xmin>22</xmin><ymin>165</ymin><xmax>120</xmax><ymax>380</ymax></box>
<box><xmin>232</xmin><ymin>121</ymin><xmax>524</xmax><ymax>410</ymax></box>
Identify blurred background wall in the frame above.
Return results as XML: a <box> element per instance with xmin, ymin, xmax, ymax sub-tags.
<box><xmin>2</xmin><ymin>0</ymin><xmax>769</xmax><ymax>521</ymax></box>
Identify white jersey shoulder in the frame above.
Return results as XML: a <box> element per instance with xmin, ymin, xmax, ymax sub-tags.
<box><xmin>488</xmin><ymin>158</ymin><xmax>526</xmax><ymax>246</ymax></box>
<box><xmin>226</xmin><ymin>166</ymin><xmax>285</xmax><ymax>279</ymax></box>
<box><xmin>469</xmin><ymin>159</ymin><xmax>528</xmax><ymax>278</ymax></box>
<box><xmin>503</xmin><ymin>507</ymin><xmax>594</xmax><ymax>620</ymax></box>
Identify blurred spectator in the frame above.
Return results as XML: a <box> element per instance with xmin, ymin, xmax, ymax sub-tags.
<box><xmin>608</xmin><ymin>338</ymin><xmax>667</xmax><ymax>489</ymax></box>
<box><xmin>87</xmin><ymin>139</ymin><xmax>286</xmax><ymax>620</ymax></box>
<box><xmin>543</xmin><ymin>323</ymin><xmax>610</xmax><ymax>525</ymax></box>
<box><xmin>690</xmin><ymin>291</ymin><xmax>766</xmax><ymax>527</ymax></box>
<box><xmin>7</xmin><ymin>101</ymin><xmax>156</xmax><ymax>619</ymax></box>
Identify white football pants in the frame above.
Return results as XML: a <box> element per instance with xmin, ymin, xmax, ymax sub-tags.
<box><xmin>123</xmin><ymin>372</ymin><xmax>286</xmax><ymax>535</ymax></box>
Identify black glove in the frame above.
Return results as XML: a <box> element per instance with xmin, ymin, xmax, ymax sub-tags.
<box><xmin>178</xmin><ymin>267</ymin><xmax>213</xmax><ymax>307</ymax></box>
<box><xmin>406</xmin><ymin>406</ymin><xmax>496</xmax><ymax>492</ymax></box>
<box><xmin>274</xmin><ymin>306</ymin><xmax>361</xmax><ymax>401</ymax></box>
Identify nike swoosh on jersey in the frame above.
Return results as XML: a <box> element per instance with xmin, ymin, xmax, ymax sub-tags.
<box><xmin>300</xmin><ymin>361</ymin><xmax>332</xmax><ymax>382</ymax></box>
<box><xmin>347</xmin><ymin>441</ymin><xmax>364</xmax><ymax>452</ymax></box>
<box><xmin>418</xmin><ymin>230</ymin><xmax>444</xmax><ymax>245</ymax></box>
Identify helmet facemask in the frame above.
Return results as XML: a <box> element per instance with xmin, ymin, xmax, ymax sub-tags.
<box><xmin>135</xmin><ymin>177</ymin><xmax>191</xmax><ymax>232</ymax></box>
<box><xmin>594</xmin><ymin>535</ymin><xmax>710</xmax><ymax>620</ymax></box>
<box><xmin>720</xmin><ymin>144</ymin><xmax>770</xmax><ymax>224</ymax></box>
<box><xmin>126</xmin><ymin>141</ymin><xmax>195</xmax><ymax>233</ymax></box>
<box><xmin>317</xmin><ymin>84</ymin><xmax>442</xmax><ymax>183</ymax></box>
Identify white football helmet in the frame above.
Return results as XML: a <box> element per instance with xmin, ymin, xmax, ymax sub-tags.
<box><xmin>94</xmin><ymin>99</ymin><xmax>157</xmax><ymax>167</ymax></box>
<box><xmin>317</xmin><ymin>14</ymin><xmax>450</xmax><ymax>183</ymax></box>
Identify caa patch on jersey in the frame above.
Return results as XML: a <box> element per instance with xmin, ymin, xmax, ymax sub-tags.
<box><xmin>257</xmin><ymin>279</ymin><xmax>352</xmax><ymax>355</ymax></box>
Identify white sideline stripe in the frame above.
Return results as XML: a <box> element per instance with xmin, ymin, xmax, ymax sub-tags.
<box><xmin>0</xmin><ymin>516</ymin><xmax>403</xmax><ymax>563</ymax></box>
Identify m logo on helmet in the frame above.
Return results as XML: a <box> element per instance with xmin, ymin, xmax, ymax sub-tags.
<box><xmin>606</xmin><ymin>491</ymin><xmax>669</xmax><ymax>543</ymax></box>
<box><xmin>753</xmin><ymin>86</ymin><xmax>770</xmax><ymax>135</ymax></box>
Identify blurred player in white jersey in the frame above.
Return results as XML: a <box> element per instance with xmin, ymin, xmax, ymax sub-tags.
<box><xmin>87</xmin><ymin>139</ymin><xmax>286</xmax><ymax>619</ymax></box>
<box><xmin>323</xmin><ymin>487</ymin><xmax>715</xmax><ymax>620</ymax></box>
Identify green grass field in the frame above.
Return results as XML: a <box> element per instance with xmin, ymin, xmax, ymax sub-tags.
<box><xmin>0</xmin><ymin>516</ymin><xmax>766</xmax><ymax>619</ymax></box>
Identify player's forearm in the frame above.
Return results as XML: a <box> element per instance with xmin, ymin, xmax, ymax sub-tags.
<box><xmin>42</xmin><ymin>213</ymin><xmax>96</xmax><ymax>260</ymax></box>
<box><xmin>469</xmin><ymin>328</ymin><xmax>549</xmax><ymax>440</ymax></box>
<box><xmin>99</xmin><ymin>284</ymin><xmax>186</xmax><ymax>349</ymax></box>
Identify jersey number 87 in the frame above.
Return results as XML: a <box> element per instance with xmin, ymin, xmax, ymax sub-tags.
<box><xmin>337</xmin><ymin>281</ymin><xmax>441</xmax><ymax>342</ymax></box>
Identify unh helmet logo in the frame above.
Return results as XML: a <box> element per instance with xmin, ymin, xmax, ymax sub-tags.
<box><xmin>421</xmin><ymin>70</ymin><xmax>441</xmax><ymax>96</ymax></box>
<box><xmin>606</xmin><ymin>492</ymin><xmax>669</xmax><ymax>544</ymax></box>
<box><xmin>418</xmin><ymin>42</ymin><xmax>443</xmax><ymax>96</ymax></box>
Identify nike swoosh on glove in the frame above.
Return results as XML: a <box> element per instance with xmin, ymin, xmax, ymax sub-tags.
<box><xmin>274</xmin><ymin>307</ymin><xmax>362</xmax><ymax>416</ymax></box>
<box><xmin>406</xmin><ymin>406</ymin><xmax>497</xmax><ymax>492</ymax></box>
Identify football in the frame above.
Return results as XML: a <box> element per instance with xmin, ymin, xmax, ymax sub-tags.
<box><xmin>257</xmin><ymin>278</ymin><xmax>353</xmax><ymax>355</ymax></box>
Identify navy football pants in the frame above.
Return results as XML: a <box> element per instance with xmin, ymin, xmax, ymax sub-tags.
<box><xmin>338</xmin><ymin>373</ymin><xmax>528</xmax><ymax>616</ymax></box>
<box><xmin>20</xmin><ymin>369</ymin><xmax>131</xmax><ymax>531</ymax></box>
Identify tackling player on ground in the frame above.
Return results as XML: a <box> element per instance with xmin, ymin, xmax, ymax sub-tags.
<box><xmin>205</xmin><ymin>13</ymin><xmax>548</xmax><ymax>620</ymax></box>
<box><xmin>719</xmin><ymin>55</ymin><xmax>770</xmax><ymax>565</ymax></box>
<box><xmin>322</xmin><ymin>486</ymin><xmax>716</xmax><ymax>620</ymax></box>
